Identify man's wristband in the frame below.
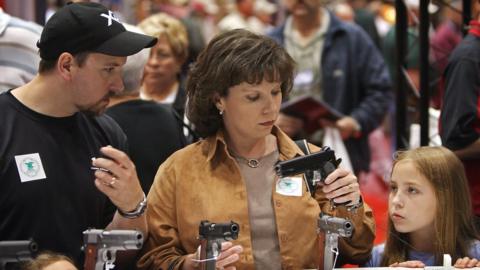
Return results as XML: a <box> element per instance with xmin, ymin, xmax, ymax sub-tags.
<box><xmin>118</xmin><ymin>193</ymin><xmax>147</xmax><ymax>219</ymax></box>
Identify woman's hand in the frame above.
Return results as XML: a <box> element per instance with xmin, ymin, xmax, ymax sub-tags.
<box><xmin>454</xmin><ymin>257</ymin><xmax>480</xmax><ymax>268</ymax></box>
<box><xmin>389</xmin><ymin>260</ymin><xmax>425</xmax><ymax>268</ymax></box>
<box><xmin>215</xmin><ymin>242</ymin><xmax>243</xmax><ymax>269</ymax></box>
<box><xmin>321</xmin><ymin>167</ymin><xmax>361</xmax><ymax>206</ymax></box>
<box><xmin>182</xmin><ymin>242</ymin><xmax>243</xmax><ymax>270</ymax></box>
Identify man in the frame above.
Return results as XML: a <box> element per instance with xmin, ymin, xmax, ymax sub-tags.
<box><xmin>440</xmin><ymin>0</ymin><xmax>480</xmax><ymax>227</ymax></box>
<box><xmin>106</xmin><ymin>24</ymin><xmax>187</xmax><ymax>194</ymax></box>
<box><xmin>218</xmin><ymin>0</ymin><xmax>264</xmax><ymax>34</ymax></box>
<box><xmin>0</xmin><ymin>2</ymin><xmax>156</xmax><ymax>267</ymax></box>
<box><xmin>269</xmin><ymin>0</ymin><xmax>392</xmax><ymax>174</ymax></box>
<box><xmin>0</xmin><ymin>7</ymin><xmax>42</xmax><ymax>92</ymax></box>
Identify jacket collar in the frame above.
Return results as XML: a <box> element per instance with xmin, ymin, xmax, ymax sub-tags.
<box><xmin>270</xmin><ymin>9</ymin><xmax>348</xmax><ymax>48</ymax></box>
<box><xmin>205</xmin><ymin>126</ymin><xmax>305</xmax><ymax>163</ymax></box>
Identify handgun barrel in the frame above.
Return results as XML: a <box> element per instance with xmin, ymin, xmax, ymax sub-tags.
<box><xmin>199</xmin><ymin>221</ymin><xmax>240</xmax><ymax>241</ymax></box>
<box><xmin>275</xmin><ymin>150</ymin><xmax>335</xmax><ymax>177</ymax></box>
<box><xmin>83</xmin><ymin>229</ymin><xmax>143</xmax><ymax>250</ymax></box>
<box><xmin>318</xmin><ymin>215</ymin><xmax>353</xmax><ymax>238</ymax></box>
<box><xmin>0</xmin><ymin>240</ymin><xmax>38</xmax><ymax>261</ymax></box>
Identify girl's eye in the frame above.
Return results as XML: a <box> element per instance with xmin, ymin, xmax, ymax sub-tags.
<box><xmin>407</xmin><ymin>186</ymin><xmax>418</xmax><ymax>194</ymax></box>
<box><xmin>247</xmin><ymin>95</ymin><xmax>259</xmax><ymax>101</ymax></box>
<box><xmin>389</xmin><ymin>185</ymin><xmax>398</xmax><ymax>193</ymax></box>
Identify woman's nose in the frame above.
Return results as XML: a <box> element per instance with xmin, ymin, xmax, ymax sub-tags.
<box><xmin>264</xmin><ymin>96</ymin><xmax>279</xmax><ymax>114</ymax></box>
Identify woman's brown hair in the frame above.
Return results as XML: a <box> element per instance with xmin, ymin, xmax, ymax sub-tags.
<box><xmin>186</xmin><ymin>29</ymin><xmax>295</xmax><ymax>138</ymax></box>
<box><xmin>381</xmin><ymin>146</ymin><xmax>478</xmax><ymax>266</ymax></box>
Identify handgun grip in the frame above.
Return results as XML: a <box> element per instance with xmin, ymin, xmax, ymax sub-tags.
<box><xmin>317</xmin><ymin>231</ymin><xmax>325</xmax><ymax>270</ymax></box>
<box><xmin>83</xmin><ymin>244</ymin><xmax>97</xmax><ymax>270</ymax></box>
<box><xmin>199</xmin><ymin>239</ymin><xmax>207</xmax><ymax>270</ymax></box>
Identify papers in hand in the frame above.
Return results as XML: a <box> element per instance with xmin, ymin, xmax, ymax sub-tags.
<box><xmin>280</xmin><ymin>95</ymin><xmax>344</xmax><ymax>134</ymax></box>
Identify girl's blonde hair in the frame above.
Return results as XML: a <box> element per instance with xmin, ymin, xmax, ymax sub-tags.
<box><xmin>23</xmin><ymin>252</ymin><xmax>77</xmax><ymax>270</ymax></box>
<box><xmin>381</xmin><ymin>146</ymin><xmax>478</xmax><ymax>266</ymax></box>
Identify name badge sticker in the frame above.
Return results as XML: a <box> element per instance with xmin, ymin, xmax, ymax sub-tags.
<box><xmin>276</xmin><ymin>177</ymin><xmax>303</xmax><ymax>197</ymax></box>
<box><xmin>15</xmin><ymin>153</ymin><xmax>47</xmax><ymax>182</ymax></box>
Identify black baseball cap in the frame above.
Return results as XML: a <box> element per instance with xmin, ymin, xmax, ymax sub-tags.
<box><xmin>37</xmin><ymin>2</ymin><xmax>157</xmax><ymax>60</ymax></box>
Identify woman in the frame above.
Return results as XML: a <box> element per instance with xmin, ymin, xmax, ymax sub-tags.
<box><xmin>365</xmin><ymin>146</ymin><xmax>480</xmax><ymax>268</ymax></box>
<box><xmin>138</xmin><ymin>13</ymin><xmax>189</xmax><ymax>117</ymax></box>
<box><xmin>137</xmin><ymin>29</ymin><xmax>375</xmax><ymax>270</ymax></box>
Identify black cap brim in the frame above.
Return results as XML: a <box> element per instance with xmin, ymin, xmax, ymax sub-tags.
<box><xmin>93</xmin><ymin>30</ymin><xmax>157</xmax><ymax>57</ymax></box>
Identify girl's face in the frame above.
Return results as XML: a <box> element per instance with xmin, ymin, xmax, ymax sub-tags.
<box><xmin>389</xmin><ymin>160</ymin><xmax>437</xmax><ymax>237</ymax></box>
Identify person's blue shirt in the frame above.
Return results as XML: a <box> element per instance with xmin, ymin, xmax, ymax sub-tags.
<box><xmin>365</xmin><ymin>240</ymin><xmax>480</xmax><ymax>267</ymax></box>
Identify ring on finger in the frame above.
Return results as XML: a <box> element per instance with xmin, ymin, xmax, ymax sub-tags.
<box><xmin>109</xmin><ymin>177</ymin><xmax>117</xmax><ymax>186</ymax></box>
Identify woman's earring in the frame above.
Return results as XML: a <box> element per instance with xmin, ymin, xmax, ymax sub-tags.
<box><xmin>219</xmin><ymin>109</ymin><xmax>224</xmax><ymax>115</ymax></box>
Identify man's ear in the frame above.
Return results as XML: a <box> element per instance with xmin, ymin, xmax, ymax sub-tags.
<box><xmin>57</xmin><ymin>52</ymin><xmax>75</xmax><ymax>81</ymax></box>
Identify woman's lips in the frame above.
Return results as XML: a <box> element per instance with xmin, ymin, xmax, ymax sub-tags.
<box><xmin>260</xmin><ymin>120</ymin><xmax>275</xmax><ymax>126</ymax></box>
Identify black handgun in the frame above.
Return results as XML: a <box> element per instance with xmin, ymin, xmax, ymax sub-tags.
<box><xmin>275</xmin><ymin>146</ymin><xmax>341</xmax><ymax>195</ymax></box>
<box><xmin>0</xmin><ymin>240</ymin><xmax>38</xmax><ymax>270</ymax></box>
<box><xmin>198</xmin><ymin>220</ymin><xmax>239</xmax><ymax>270</ymax></box>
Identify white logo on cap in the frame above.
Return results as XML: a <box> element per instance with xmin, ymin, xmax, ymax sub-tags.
<box><xmin>100</xmin><ymin>10</ymin><xmax>120</xmax><ymax>26</ymax></box>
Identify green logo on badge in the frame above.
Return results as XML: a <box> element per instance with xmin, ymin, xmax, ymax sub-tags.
<box><xmin>21</xmin><ymin>158</ymin><xmax>40</xmax><ymax>177</ymax></box>
<box><xmin>277</xmin><ymin>178</ymin><xmax>298</xmax><ymax>193</ymax></box>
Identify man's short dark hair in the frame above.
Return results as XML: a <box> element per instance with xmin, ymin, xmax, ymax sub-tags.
<box><xmin>38</xmin><ymin>51</ymin><xmax>91</xmax><ymax>73</ymax></box>
<box><xmin>186</xmin><ymin>29</ymin><xmax>295</xmax><ymax>138</ymax></box>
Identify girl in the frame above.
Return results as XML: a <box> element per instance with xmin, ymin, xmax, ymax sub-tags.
<box><xmin>366</xmin><ymin>146</ymin><xmax>480</xmax><ymax>268</ymax></box>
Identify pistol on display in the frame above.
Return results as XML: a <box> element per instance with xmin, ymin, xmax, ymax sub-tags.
<box><xmin>0</xmin><ymin>240</ymin><xmax>38</xmax><ymax>270</ymax></box>
<box><xmin>83</xmin><ymin>229</ymin><xmax>143</xmax><ymax>270</ymax></box>
<box><xmin>318</xmin><ymin>213</ymin><xmax>353</xmax><ymax>238</ymax></box>
<box><xmin>275</xmin><ymin>146</ymin><xmax>341</xmax><ymax>195</ymax></box>
<box><xmin>199</xmin><ymin>220</ymin><xmax>239</xmax><ymax>270</ymax></box>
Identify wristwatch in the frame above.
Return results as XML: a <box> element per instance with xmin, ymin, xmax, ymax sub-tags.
<box><xmin>346</xmin><ymin>196</ymin><xmax>363</xmax><ymax>212</ymax></box>
<box><xmin>118</xmin><ymin>192</ymin><xmax>147</xmax><ymax>219</ymax></box>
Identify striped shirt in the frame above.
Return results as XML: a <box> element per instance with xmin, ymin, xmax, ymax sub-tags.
<box><xmin>0</xmin><ymin>9</ymin><xmax>42</xmax><ymax>92</ymax></box>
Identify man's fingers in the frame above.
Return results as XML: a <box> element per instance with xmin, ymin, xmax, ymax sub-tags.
<box><xmin>99</xmin><ymin>146</ymin><xmax>134</xmax><ymax>169</ymax></box>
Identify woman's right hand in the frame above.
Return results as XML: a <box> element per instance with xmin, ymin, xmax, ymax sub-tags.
<box><xmin>182</xmin><ymin>242</ymin><xmax>243</xmax><ymax>270</ymax></box>
<box><xmin>389</xmin><ymin>260</ymin><xmax>425</xmax><ymax>268</ymax></box>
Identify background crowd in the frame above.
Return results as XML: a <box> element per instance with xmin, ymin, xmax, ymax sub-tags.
<box><xmin>1</xmin><ymin>0</ymin><xmax>480</xmax><ymax>269</ymax></box>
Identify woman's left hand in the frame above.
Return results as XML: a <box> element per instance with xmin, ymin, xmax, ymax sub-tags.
<box><xmin>454</xmin><ymin>257</ymin><xmax>480</xmax><ymax>268</ymax></box>
<box><xmin>320</xmin><ymin>167</ymin><xmax>361</xmax><ymax>206</ymax></box>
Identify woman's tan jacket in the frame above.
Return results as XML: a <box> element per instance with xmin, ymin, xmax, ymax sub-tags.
<box><xmin>137</xmin><ymin>126</ymin><xmax>375</xmax><ymax>270</ymax></box>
